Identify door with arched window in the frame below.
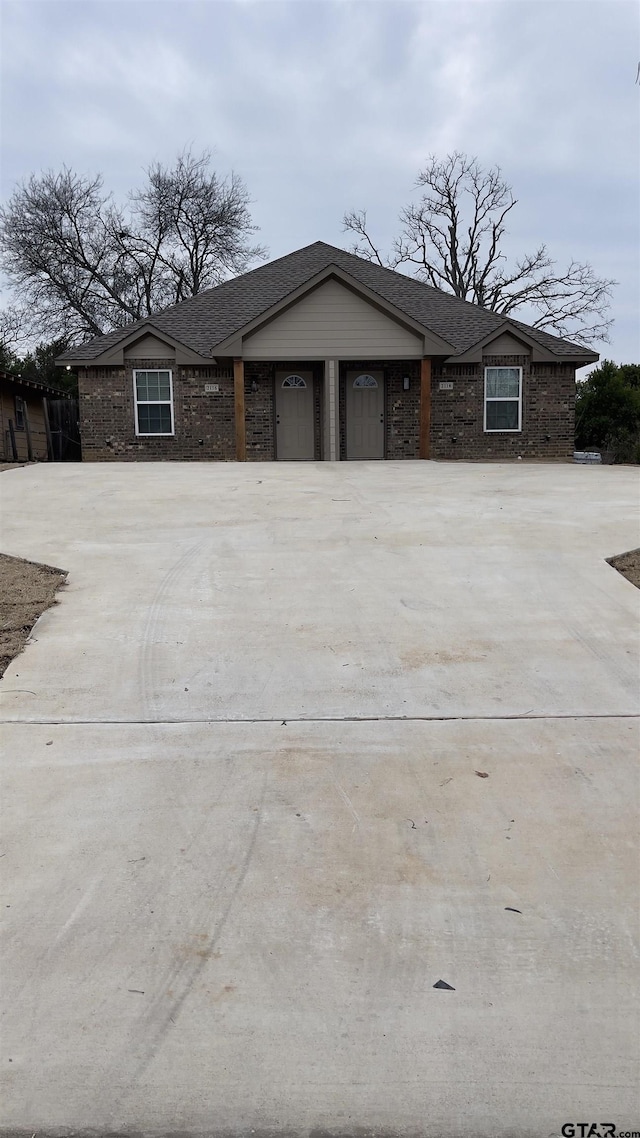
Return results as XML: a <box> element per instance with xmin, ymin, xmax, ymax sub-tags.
<box><xmin>346</xmin><ymin>371</ymin><xmax>384</xmax><ymax>459</ymax></box>
<box><xmin>275</xmin><ymin>370</ymin><xmax>314</xmax><ymax>459</ymax></box>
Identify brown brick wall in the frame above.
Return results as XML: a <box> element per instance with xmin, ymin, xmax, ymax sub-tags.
<box><xmin>313</xmin><ymin>369</ymin><xmax>323</xmax><ymax>461</ymax></box>
<box><xmin>386</xmin><ymin>361</ymin><xmax>421</xmax><ymax>458</ymax></box>
<box><xmin>244</xmin><ymin>362</ymin><xmax>275</xmax><ymax>460</ymax></box>
<box><xmin>431</xmin><ymin>356</ymin><xmax>576</xmax><ymax>460</ymax></box>
<box><xmin>79</xmin><ymin>359</ymin><xmax>236</xmax><ymax>461</ymax></box>
<box><xmin>78</xmin><ymin>354</ymin><xmax>576</xmax><ymax>463</ymax></box>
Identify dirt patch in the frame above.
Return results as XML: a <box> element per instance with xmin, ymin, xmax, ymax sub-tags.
<box><xmin>608</xmin><ymin>548</ymin><xmax>640</xmax><ymax>590</ymax></box>
<box><xmin>0</xmin><ymin>553</ymin><xmax>67</xmax><ymax>677</ymax></box>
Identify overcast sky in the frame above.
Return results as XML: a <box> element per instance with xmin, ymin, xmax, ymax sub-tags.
<box><xmin>1</xmin><ymin>0</ymin><xmax>638</xmax><ymax>366</ymax></box>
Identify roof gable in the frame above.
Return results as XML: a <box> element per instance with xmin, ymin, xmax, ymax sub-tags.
<box><xmin>241</xmin><ymin>276</ymin><xmax>423</xmax><ymax>359</ymax></box>
<box><xmin>56</xmin><ymin>241</ymin><xmax>599</xmax><ymax>366</ymax></box>
<box><xmin>80</xmin><ymin>320</ymin><xmax>211</xmax><ymax>365</ymax></box>
<box><xmin>213</xmin><ymin>265</ymin><xmax>456</xmax><ymax>357</ymax></box>
<box><xmin>450</xmin><ymin>319</ymin><xmax>597</xmax><ymax>363</ymax></box>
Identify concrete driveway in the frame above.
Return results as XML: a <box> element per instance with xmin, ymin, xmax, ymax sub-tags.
<box><xmin>1</xmin><ymin>461</ymin><xmax>638</xmax><ymax>1137</ymax></box>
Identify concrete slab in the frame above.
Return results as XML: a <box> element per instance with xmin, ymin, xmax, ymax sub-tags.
<box><xmin>1</xmin><ymin>718</ymin><xmax>639</xmax><ymax>1135</ymax></box>
<box><xmin>0</xmin><ymin>462</ymin><xmax>638</xmax><ymax>724</ymax></box>
<box><xmin>0</xmin><ymin>462</ymin><xmax>639</xmax><ymax>1135</ymax></box>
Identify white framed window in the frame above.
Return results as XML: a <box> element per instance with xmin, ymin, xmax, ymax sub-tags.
<box><xmin>354</xmin><ymin>374</ymin><xmax>378</xmax><ymax>388</ymax></box>
<box><xmin>484</xmin><ymin>366</ymin><xmax>522</xmax><ymax>432</ymax></box>
<box><xmin>282</xmin><ymin>375</ymin><xmax>307</xmax><ymax>388</ymax></box>
<box><xmin>133</xmin><ymin>369</ymin><xmax>174</xmax><ymax>436</ymax></box>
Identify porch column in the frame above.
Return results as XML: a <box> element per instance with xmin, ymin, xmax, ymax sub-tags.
<box><xmin>323</xmin><ymin>357</ymin><xmax>339</xmax><ymax>461</ymax></box>
<box><xmin>420</xmin><ymin>357</ymin><xmax>432</xmax><ymax>460</ymax></box>
<box><xmin>233</xmin><ymin>357</ymin><xmax>246</xmax><ymax>461</ymax></box>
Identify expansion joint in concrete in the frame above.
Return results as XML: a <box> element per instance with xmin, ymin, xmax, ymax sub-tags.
<box><xmin>2</xmin><ymin>712</ymin><xmax>638</xmax><ymax>726</ymax></box>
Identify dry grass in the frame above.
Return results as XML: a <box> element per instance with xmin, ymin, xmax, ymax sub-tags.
<box><xmin>608</xmin><ymin>548</ymin><xmax>640</xmax><ymax>590</ymax></box>
<box><xmin>0</xmin><ymin>553</ymin><xmax>67</xmax><ymax>677</ymax></box>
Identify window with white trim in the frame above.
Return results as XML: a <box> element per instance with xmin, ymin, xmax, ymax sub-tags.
<box><xmin>134</xmin><ymin>369</ymin><xmax>174</xmax><ymax>435</ymax></box>
<box><xmin>484</xmin><ymin>367</ymin><xmax>522</xmax><ymax>432</ymax></box>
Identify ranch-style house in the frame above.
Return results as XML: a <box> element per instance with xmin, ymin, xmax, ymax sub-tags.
<box><xmin>57</xmin><ymin>242</ymin><xmax>598</xmax><ymax>462</ymax></box>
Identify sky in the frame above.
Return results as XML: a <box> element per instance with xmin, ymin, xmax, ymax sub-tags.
<box><xmin>1</xmin><ymin>0</ymin><xmax>638</xmax><ymax>369</ymax></box>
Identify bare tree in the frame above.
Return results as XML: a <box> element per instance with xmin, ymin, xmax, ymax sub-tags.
<box><xmin>344</xmin><ymin>152</ymin><xmax>615</xmax><ymax>344</ymax></box>
<box><xmin>0</xmin><ymin>303</ymin><xmax>33</xmax><ymax>358</ymax></box>
<box><xmin>0</xmin><ymin>150</ymin><xmax>265</xmax><ymax>343</ymax></box>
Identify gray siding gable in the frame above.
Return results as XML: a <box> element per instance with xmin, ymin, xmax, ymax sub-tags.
<box><xmin>243</xmin><ymin>278</ymin><xmax>424</xmax><ymax>358</ymax></box>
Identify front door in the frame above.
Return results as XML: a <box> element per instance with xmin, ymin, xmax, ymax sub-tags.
<box><xmin>346</xmin><ymin>371</ymin><xmax>384</xmax><ymax>459</ymax></box>
<box><xmin>275</xmin><ymin>371</ymin><xmax>314</xmax><ymax>460</ymax></box>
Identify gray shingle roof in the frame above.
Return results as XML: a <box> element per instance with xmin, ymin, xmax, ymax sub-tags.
<box><xmin>58</xmin><ymin>241</ymin><xmax>597</xmax><ymax>363</ymax></box>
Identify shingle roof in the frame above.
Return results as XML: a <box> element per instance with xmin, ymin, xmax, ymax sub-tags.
<box><xmin>58</xmin><ymin>241</ymin><xmax>597</xmax><ymax>363</ymax></box>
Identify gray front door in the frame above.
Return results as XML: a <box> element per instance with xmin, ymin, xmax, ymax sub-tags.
<box><xmin>346</xmin><ymin>371</ymin><xmax>384</xmax><ymax>459</ymax></box>
<box><xmin>275</xmin><ymin>371</ymin><xmax>314</xmax><ymax>460</ymax></box>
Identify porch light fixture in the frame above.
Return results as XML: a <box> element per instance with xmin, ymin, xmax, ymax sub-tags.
<box><xmin>251</xmin><ymin>379</ymin><xmax>258</xmax><ymax>393</ymax></box>
<box><xmin>403</xmin><ymin>376</ymin><xmax>410</xmax><ymax>391</ymax></box>
<box><xmin>66</xmin><ymin>365</ymin><xmax>71</xmax><ymax>371</ymax></box>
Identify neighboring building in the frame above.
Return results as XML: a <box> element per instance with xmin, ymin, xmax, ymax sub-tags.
<box><xmin>0</xmin><ymin>369</ymin><xmax>60</xmax><ymax>462</ymax></box>
<box><xmin>57</xmin><ymin>242</ymin><xmax>598</xmax><ymax>463</ymax></box>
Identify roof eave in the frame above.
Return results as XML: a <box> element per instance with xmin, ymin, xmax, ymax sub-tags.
<box><xmin>0</xmin><ymin>370</ymin><xmax>71</xmax><ymax>397</ymax></box>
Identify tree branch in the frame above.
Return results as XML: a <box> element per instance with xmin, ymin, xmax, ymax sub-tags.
<box><xmin>341</xmin><ymin>152</ymin><xmax>615</xmax><ymax>344</ymax></box>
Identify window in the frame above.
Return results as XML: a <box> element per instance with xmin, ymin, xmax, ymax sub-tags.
<box><xmin>134</xmin><ymin>370</ymin><xmax>174</xmax><ymax>435</ymax></box>
<box><xmin>282</xmin><ymin>375</ymin><xmax>307</xmax><ymax>388</ymax></box>
<box><xmin>353</xmin><ymin>374</ymin><xmax>378</xmax><ymax>388</ymax></box>
<box><xmin>484</xmin><ymin>367</ymin><xmax>522</xmax><ymax>432</ymax></box>
<box><xmin>15</xmin><ymin>396</ymin><xmax>25</xmax><ymax>430</ymax></box>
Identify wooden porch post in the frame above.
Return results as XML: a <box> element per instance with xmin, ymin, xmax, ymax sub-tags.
<box><xmin>233</xmin><ymin>358</ymin><xmax>246</xmax><ymax>461</ymax></box>
<box><xmin>419</xmin><ymin>357</ymin><xmax>431</xmax><ymax>460</ymax></box>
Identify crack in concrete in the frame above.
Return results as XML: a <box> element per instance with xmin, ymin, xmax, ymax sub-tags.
<box><xmin>1</xmin><ymin>712</ymin><xmax>638</xmax><ymax>726</ymax></box>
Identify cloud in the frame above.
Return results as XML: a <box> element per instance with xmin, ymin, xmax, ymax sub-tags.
<box><xmin>1</xmin><ymin>0</ymin><xmax>638</xmax><ymax>360</ymax></box>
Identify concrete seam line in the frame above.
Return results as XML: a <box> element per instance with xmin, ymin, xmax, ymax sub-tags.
<box><xmin>1</xmin><ymin>713</ymin><xmax>639</xmax><ymax>726</ymax></box>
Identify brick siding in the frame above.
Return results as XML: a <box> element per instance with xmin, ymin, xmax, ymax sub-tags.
<box><xmin>79</xmin><ymin>355</ymin><xmax>576</xmax><ymax>463</ymax></box>
<box><xmin>79</xmin><ymin>359</ymin><xmax>236</xmax><ymax>461</ymax></box>
<box><xmin>431</xmin><ymin>356</ymin><xmax>576</xmax><ymax>460</ymax></box>
<box><xmin>244</xmin><ymin>362</ymin><xmax>275</xmax><ymax>460</ymax></box>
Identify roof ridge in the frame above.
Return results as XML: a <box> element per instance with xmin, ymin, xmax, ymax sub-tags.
<box><xmin>57</xmin><ymin>240</ymin><xmax>598</xmax><ymax>364</ymax></box>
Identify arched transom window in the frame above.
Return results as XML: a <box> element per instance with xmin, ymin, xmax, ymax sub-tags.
<box><xmin>353</xmin><ymin>374</ymin><xmax>378</xmax><ymax>388</ymax></box>
<box><xmin>282</xmin><ymin>375</ymin><xmax>307</xmax><ymax>388</ymax></box>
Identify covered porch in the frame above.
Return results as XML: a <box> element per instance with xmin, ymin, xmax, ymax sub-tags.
<box><xmin>233</xmin><ymin>357</ymin><xmax>433</xmax><ymax>461</ymax></box>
